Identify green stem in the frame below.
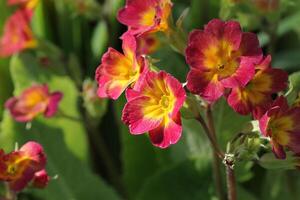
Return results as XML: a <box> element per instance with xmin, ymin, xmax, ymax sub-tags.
<box><xmin>57</xmin><ymin>110</ymin><xmax>82</xmax><ymax>122</ymax></box>
<box><xmin>206</xmin><ymin>105</ymin><xmax>225</xmax><ymax>200</ymax></box>
<box><xmin>83</xmin><ymin>113</ymin><xmax>127</xmax><ymax>198</ymax></box>
<box><xmin>195</xmin><ymin>115</ymin><xmax>224</xmax><ymax>159</ymax></box>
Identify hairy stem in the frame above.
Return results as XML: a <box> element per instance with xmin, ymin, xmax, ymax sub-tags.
<box><xmin>206</xmin><ymin>105</ymin><xmax>225</xmax><ymax>200</ymax></box>
<box><xmin>195</xmin><ymin>115</ymin><xmax>224</xmax><ymax>159</ymax></box>
<box><xmin>226</xmin><ymin>165</ymin><xmax>237</xmax><ymax>200</ymax></box>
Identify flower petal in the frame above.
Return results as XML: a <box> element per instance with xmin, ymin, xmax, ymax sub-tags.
<box><xmin>122</xmin><ymin>96</ymin><xmax>162</xmax><ymax>134</ymax></box>
<box><xmin>148</xmin><ymin>112</ymin><xmax>182</xmax><ymax>148</ymax></box>
<box><xmin>187</xmin><ymin>69</ymin><xmax>224</xmax><ymax>102</ymax></box>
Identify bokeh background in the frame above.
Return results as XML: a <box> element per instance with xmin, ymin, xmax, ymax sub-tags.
<box><xmin>1</xmin><ymin>0</ymin><xmax>300</xmax><ymax>199</ymax></box>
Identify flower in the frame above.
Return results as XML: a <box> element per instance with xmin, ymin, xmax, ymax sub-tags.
<box><xmin>117</xmin><ymin>0</ymin><xmax>172</xmax><ymax>35</ymax></box>
<box><xmin>122</xmin><ymin>71</ymin><xmax>186</xmax><ymax>148</ymax></box>
<box><xmin>32</xmin><ymin>169</ymin><xmax>50</xmax><ymax>188</ymax></box>
<box><xmin>95</xmin><ymin>32</ymin><xmax>148</xmax><ymax>100</ymax></box>
<box><xmin>0</xmin><ymin>9</ymin><xmax>36</xmax><ymax>57</ymax></box>
<box><xmin>5</xmin><ymin>84</ymin><xmax>63</xmax><ymax>122</ymax></box>
<box><xmin>185</xmin><ymin>19</ymin><xmax>262</xmax><ymax>102</ymax></box>
<box><xmin>259</xmin><ymin>96</ymin><xmax>300</xmax><ymax>159</ymax></box>
<box><xmin>7</xmin><ymin>0</ymin><xmax>39</xmax><ymax>10</ymax></box>
<box><xmin>0</xmin><ymin>141</ymin><xmax>47</xmax><ymax>192</ymax></box>
<box><xmin>227</xmin><ymin>55</ymin><xmax>288</xmax><ymax>118</ymax></box>
<box><xmin>137</xmin><ymin>32</ymin><xmax>160</xmax><ymax>55</ymax></box>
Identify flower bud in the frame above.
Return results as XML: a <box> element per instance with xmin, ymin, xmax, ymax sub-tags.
<box><xmin>32</xmin><ymin>169</ymin><xmax>50</xmax><ymax>189</ymax></box>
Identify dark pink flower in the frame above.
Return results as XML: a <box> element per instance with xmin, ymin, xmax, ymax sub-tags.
<box><xmin>5</xmin><ymin>84</ymin><xmax>63</xmax><ymax>122</ymax></box>
<box><xmin>185</xmin><ymin>19</ymin><xmax>262</xmax><ymax>102</ymax></box>
<box><xmin>122</xmin><ymin>71</ymin><xmax>186</xmax><ymax>148</ymax></box>
<box><xmin>259</xmin><ymin>96</ymin><xmax>300</xmax><ymax>159</ymax></box>
<box><xmin>95</xmin><ymin>32</ymin><xmax>148</xmax><ymax>100</ymax></box>
<box><xmin>0</xmin><ymin>9</ymin><xmax>36</xmax><ymax>57</ymax></box>
<box><xmin>0</xmin><ymin>141</ymin><xmax>46</xmax><ymax>192</ymax></box>
<box><xmin>227</xmin><ymin>55</ymin><xmax>288</xmax><ymax>118</ymax></box>
<box><xmin>117</xmin><ymin>0</ymin><xmax>172</xmax><ymax>35</ymax></box>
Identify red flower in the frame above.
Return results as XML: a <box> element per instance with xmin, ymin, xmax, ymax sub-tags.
<box><xmin>0</xmin><ymin>141</ymin><xmax>46</xmax><ymax>192</ymax></box>
<box><xmin>259</xmin><ymin>96</ymin><xmax>300</xmax><ymax>159</ymax></box>
<box><xmin>95</xmin><ymin>32</ymin><xmax>148</xmax><ymax>100</ymax></box>
<box><xmin>32</xmin><ymin>169</ymin><xmax>50</xmax><ymax>188</ymax></box>
<box><xmin>0</xmin><ymin>9</ymin><xmax>36</xmax><ymax>57</ymax></box>
<box><xmin>185</xmin><ymin>19</ymin><xmax>262</xmax><ymax>102</ymax></box>
<box><xmin>117</xmin><ymin>0</ymin><xmax>172</xmax><ymax>35</ymax></box>
<box><xmin>5</xmin><ymin>84</ymin><xmax>63</xmax><ymax>122</ymax></box>
<box><xmin>227</xmin><ymin>55</ymin><xmax>288</xmax><ymax>118</ymax></box>
<box><xmin>122</xmin><ymin>71</ymin><xmax>186</xmax><ymax>148</ymax></box>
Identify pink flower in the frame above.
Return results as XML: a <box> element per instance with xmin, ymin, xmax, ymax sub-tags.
<box><xmin>227</xmin><ymin>55</ymin><xmax>288</xmax><ymax>119</ymax></box>
<box><xmin>32</xmin><ymin>169</ymin><xmax>50</xmax><ymax>188</ymax></box>
<box><xmin>117</xmin><ymin>0</ymin><xmax>172</xmax><ymax>35</ymax></box>
<box><xmin>95</xmin><ymin>32</ymin><xmax>148</xmax><ymax>100</ymax></box>
<box><xmin>259</xmin><ymin>96</ymin><xmax>300</xmax><ymax>159</ymax></box>
<box><xmin>185</xmin><ymin>19</ymin><xmax>262</xmax><ymax>102</ymax></box>
<box><xmin>122</xmin><ymin>71</ymin><xmax>186</xmax><ymax>148</ymax></box>
<box><xmin>5</xmin><ymin>84</ymin><xmax>63</xmax><ymax>122</ymax></box>
<box><xmin>0</xmin><ymin>141</ymin><xmax>46</xmax><ymax>192</ymax></box>
<box><xmin>0</xmin><ymin>9</ymin><xmax>36</xmax><ymax>57</ymax></box>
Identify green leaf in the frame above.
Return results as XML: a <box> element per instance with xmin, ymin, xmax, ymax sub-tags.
<box><xmin>214</xmin><ymin>99</ymin><xmax>251</xmax><ymax>149</ymax></box>
<box><xmin>91</xmin><ymin>21</ymin><xmax>108</xmax><ymax>58</ymax></box>
<box><xmin>114</xmin><ymin>96</ymin><xmax>161</xmax><ymax>199</ymax></box>
<box><xmin>287</xmin><ymin>71</ymin><xmax>300</xmax><ymax>104</ymax></box>
<box><xmin>258</xmin><ymin>153</ymin><xmax>296</xmax><ymax>170</ymax></box>
<box><xmin>273</xmin><ymin>50</ymin><xmax>300</xmax><ymax>72</ymax></box>
<box><xmin>0</xmin><ymin>112</ymin><xmax>120</xmax><ymax>200</ymax></box>
<box><xmin>0</xmin><ymin>59</ymin><xmax>13</xmax><ymax>120</ymax></box>
<box><xmin>136</xmin><ymin>159</ymin><xmax>214</xmax><ymax>200</ymax></box>
<box><xmin>9</xmin><ymin>53</ymin><xmax>88</xmax><ymax>161</ymax></box>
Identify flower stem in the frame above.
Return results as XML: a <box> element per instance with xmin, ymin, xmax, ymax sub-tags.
<box><xmin>206</xmin><ymin>105</ymin><xmax>225</xmax><ymax>200</ymax></box>
<box><xmin>226</xmin><ymin>165</ymin><xmax>237</xmax><ymax>200</ymax></box>
<box><xmin>4</xmin><ymin>183</ymin><xmax>17</xmax><ymax>200</ymax></box>
<box><xmin>195</xmin><ymin>115</ymin><xmax>224</xmax><ymax>159</ymax></box>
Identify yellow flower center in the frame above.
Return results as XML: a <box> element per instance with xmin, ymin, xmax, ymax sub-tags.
<box><xmin>7</xmin><ymin>164</ymin><xmax>17</xmax><ymax>175</ymax></box>
<box><xmin>160</xmin><ymin>95</ymin><xmax>170</xmax><ymax>110</ymax></box>
<box><xmin>268</xmin><ymin>116</ymin><xmax>294</xmax><ymax>146</ymax></box>
<box><xmin>204</xmin><ymin>39</ymin><xmax>240</xmax><ymax>79</ymax></box>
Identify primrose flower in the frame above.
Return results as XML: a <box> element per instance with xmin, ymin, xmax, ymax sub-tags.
<box><xmin>228</xmin><ymin>55</ymin><xmax>288</xmax><ymax>118</ymax></box>
<box><xmin>117</xmin><ymin>0</ymin><xmax>172</xmax><ymax>35</ymax></box>
<box><xmin>8</xmin><ymin>0</ymin><xmax>39</xmax><ymax>10</ymax></box>
<box><xmin>5</xmin><ymin>84</ymin><xmax>63</xmax><ymax>122</ymax></box>
<box><xmin>122</xmin><ymin>71</ymin><xmax>186</xmax><ymax>148</ymax></box>
<box><xmin>32</xmin><ymin>169</ymin><xmax>50</xmax><ymax>188</ymax></box>
<box><xmin>185</xmin><ymin>19</ymin><xmax>262</xmax><ymax>102</ymax></box>
<box><xmin>137</xmin><ymin>32</ymin><xmax>160</xmax><ymax>55</ymax></box>
<box><xmin>0</xmin><ymin>141</ymin><xmax>47</xmax><ymax>192</ymax></box>
<box><xmin>259</xmin><ymin>96</ymin><xmax>300</xmax><ymax>159</ymax></box>
<box><xmin>95</xmin><ymin>32</ymin><xmax>148</xmax><ymax>100</ymax></box>
<box><xmin>0</xmin><ymin>9</ymin><xmax>36</xmax><ymax>57</ymax></box>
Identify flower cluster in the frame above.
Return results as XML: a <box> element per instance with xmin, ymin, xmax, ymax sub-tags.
<box><xmin>0</xmin><ymin>0</ymin><xmax>39</xmax><ymax>57</ymax></box>
<box><xmin>5</xmin><ymin>84</ymin><xmax>63</xmax><ymax>122</ymax></box>
<box><xmin>96</xmin><ymin>0</ymin><xmax>299</xmax><ymax>159</ymax></box>
<box><xmin>96</xmin><ymin>0</ymin><xmax>186</xmax><ymax>148</ymax></box>
<box><xmin>185</xmin><ymin>19</ymin><xmax>299</xmax><ymax>159</ymax></box>
<box><xmin>0</xmin><ymin>141</ymin><xmax>49</xmax><ymax>192</ymax></box>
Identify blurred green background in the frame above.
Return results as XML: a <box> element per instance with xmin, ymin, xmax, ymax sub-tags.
<box><xmin>1</xmin><ymin>0</ymin><xmax>300</xmax><ymax>199</ymax></box>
